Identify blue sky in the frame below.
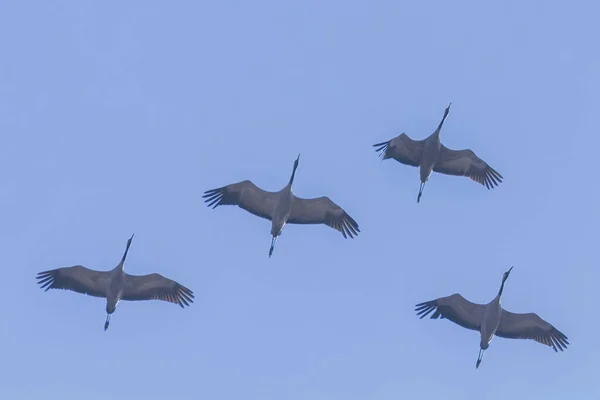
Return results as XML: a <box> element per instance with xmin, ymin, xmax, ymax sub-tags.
<box><xmin>1</xmin><ymin>1</ymin><xmax>599</xmax><ymax>399</ymax></box>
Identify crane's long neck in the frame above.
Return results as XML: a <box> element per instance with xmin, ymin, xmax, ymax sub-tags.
<box><xmin>288</xmin><ymin>157</ymin><xmax>299</xmax><ymax>186</ymax></box>
<box><xmin>434</xmin><ymin>109</ymin><xmax>449</xmax><ymax>137</ymax></box>
<box><xmin>496</xmin><ymin>267</ymin><xmax>512</xmax><ymax>300</ymax></box>
<box><xmin>497</xmin><ymin>279</ymin><xmax>506</xmax><ymax>298</ymax></box>
<box><xmin>118</xmin><ymin>238</ymin><xmax>133</xmax><ymax>272</ymax></box>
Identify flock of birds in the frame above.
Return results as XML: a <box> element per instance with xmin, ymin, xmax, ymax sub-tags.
<box><xmin>35</xmin><ymin>103</ymin><xmax>568</xmax><ymax>369</ymax></box>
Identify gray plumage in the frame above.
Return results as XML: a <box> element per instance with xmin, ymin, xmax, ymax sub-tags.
<box><xmin>374</xmin><ymin>103</ymin><xmax>503</xmax><ymax>202</ymax></box>
<box><xmin>36</xmin><ymin>234</ymin><xmax>194</xmax><ymax>330</ymax></box>
<box><xmin>203</xmin><ymin>154</ymin><xmax>359</xmax><ymax>258</ymax></box>
<box><xmin>415</xmin><ymin>267</ymin><xmax>568</xmax><ymax>368</ymax></box>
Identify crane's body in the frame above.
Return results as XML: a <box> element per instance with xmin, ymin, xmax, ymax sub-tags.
<box><xmin>415</xmin><ymin>266</ymin><xmax>568</xmax><ymax>369</ymax></box>
<box><xmin>270</xmin><ymin>187</ymin><xmax>293</xmax><ymax>237</ymax></box>
<box><xmin>373</xmin><ymin>102</ymin><xmax>503</xmax><ymax>202</ymax></box>
<box><xmin>475</xmin><ymin>276</ymin><xmax>508</xmax><ymax>368</ymax></box>
<box><xmin>268</xmin><ymin>160</ymin><xmax>298</xmax><ymax>257</ymax></box>
<box><xmin>106</xmin><ymin>266</ymin><xmax>124</xmax><ymax>314</ymax></box>
<box><xmin>36</xmin><ymin>234</ymin><xmax>194</xmax><ymax>331</ymax></box>
<box><xmin>103</xmin><ymin>238</ymin><xmax>132</xmax><ymax>326</ymax></box>
<box><xmin>419</xmin><ymin>128</ymin><xmax>442</xmax><ymax>191</ymax></box>
<box><xmin>203</xmin><ymin>154</ymin><xmax>359</xmax><ymax>258</ymax></box>
<box><xmin>479</xmin><ymin>295</ymin><xmax>502</xmax><ymax>351</ymax></box>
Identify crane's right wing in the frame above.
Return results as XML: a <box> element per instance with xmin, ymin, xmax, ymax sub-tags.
<box><xmin>121</xmin><ymin>273</ymin><xmax>194</xmax><ymax>308</ymax></box>
<box><xmin>373</xmin><ymin>133</ymin><xmax>425</xmax><ymax>167</ymax></box>
<box><xmin>36</xmin><ymin>265</ymin><xmax>109</xmax><ymax>298</ymax></box>
<box><xmin>495</xmin><ymin>310</ymin><xmax>569</xmax><ymax>351</ymax></box>
<box><xmin>287</xmin><ymin>195</ymin><xmax>360</xmax><ymax>238</ymax></box>
<box><xmin>433</xmin><ymin>145</ymin><xmax>503</xmax><ymax>189</ymax></box>
<box><xmin>415</xmin><ymin>293</ymin><xmax>485</xmax><ymax>331</ymax></box>
<box><xmin>203</xmin><ymin>180</ymin><xmax>278</xmax><ymax>221</ymax></box>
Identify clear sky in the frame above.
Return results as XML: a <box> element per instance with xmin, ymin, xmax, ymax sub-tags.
<box><xmin>1</xmin><ymin>1</ymin><xmax>598</xmax><ymax>399</ymax></box>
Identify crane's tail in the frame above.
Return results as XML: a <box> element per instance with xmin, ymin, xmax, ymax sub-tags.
<box><xmin>417</xmin><ymin>182</ymin><xmax>425</xmax><ymax>203</ymax></box>
<box><xmin>104</xmin><ymin>314</ymin><xmax>111</xmax><ymax>331</ymax></box>
<box><xmin>269</xmin><ymin>236</ymin><xmax>278</xmax><ymax>258</ymax></box>
<box><xmin>476</xmin><ymin>348</ymin><xmax>485</xmax><ymax>369</ymax></box>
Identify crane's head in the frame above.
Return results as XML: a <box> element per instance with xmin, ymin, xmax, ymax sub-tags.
<box><xmin>502</xmin><ymin>266</ymin><xmax>513</xmax><ymax>283</ymax></box>
<box><xmin>294</xmin><ymin>153</ymin><xmax>300</xmax><ymax>170</ymax></box>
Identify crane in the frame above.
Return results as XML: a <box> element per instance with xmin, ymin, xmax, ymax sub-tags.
<box><xmin>203</xmin><ymin>154</ymin><xmax>359</xmax><ymax>258</ymax></box>
<box><xmin>415</xmin><ymin>266</ymin><xmax>568</xmax><ymax>368</ymax></box>
<box><xmin>36</xmin><ymin>234</ymin><xmax>194</xmax><ymax>331</ymax></box>
<box><xmin>373</xmin><ymin>103</ymin><xmax>503</xmax><ymax>202</ymax></box>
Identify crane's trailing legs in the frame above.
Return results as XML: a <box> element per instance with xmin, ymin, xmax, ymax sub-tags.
<box><xmin>104</xmin><ymin>313</ymin><xmax>111</xmax><ymax>331</ymax></box>
<box><xmin>269</xmin><ymin>235</ymin><xmax>278</xmax><ymax>258</ymax></box>
<box><xmin>417</xmin><ymin>182</ymin><xmax>425</xmax><ymax>203</ymax></box>
<box><xmin>476</xmin><ymin>348</ymin><xmax>485</xmax><ymax>369</ymax></box>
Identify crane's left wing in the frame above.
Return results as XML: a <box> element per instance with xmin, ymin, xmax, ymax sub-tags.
<box><xmin>36</xmin><ymin>265</ymin><xmax>109</xmax><ymax>298</ymax></box>
<box><xmin>415</xmin><ymin>293</ymin><xmax>485</xmax><ymax>331</ymax></box>
<box><xmin>287</xmin><ymin>196</ymin><xmax>360</xmax><ymax>238</ymax></box>
<box><xmin>495</xmin><ymin>309</ymin><xmax>569</xmax><ymax>351</ymax></box>
<box><xmin>433</xmin><ymin>145</ymin><xmax>503</xmax><ymax>189</ymax></box>
<box><xmin>203</xmin><ymin>180</ymin><xmax>278</xmax><ymax>221</ymax></box>
<box><xmin>373</xmin><ymin>133</ymin><xmax>425</xmax><ymax>167</ymax></box>
<box><xmin>121</xmin><ymin>273</ymin><xmax>194</xmax><ymax>308</ymax></box>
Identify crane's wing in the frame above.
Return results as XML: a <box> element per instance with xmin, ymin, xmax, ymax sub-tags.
<box><xmin>287</xmin><ymin>196</ymin><xmax>360</xmax><ymax>238</ymax></box>
<box><xmin>495</xmin><ymin>309</ymin><xmax>569</xmax><ymax>351</ymax></box>
<box><xmin>203</xmin><ymin>180</ymin><xmax>277</xmax><ymax>221</ymax></box>
<box><xmin>415</xmin><ymin>293</ymin><xmax>485</xmax><ymax>331</ymax></box>
<box><xmin>36</xmin><ymin>265</ymin><xmax>109</xmax><ymax>298</ymax></box>
<box><xmin>373</xmin><ymin>133</ymin><xmax>425</xmax><ymax>167</ymax></box>
<box><xmin>121</xmin><ymin>273</ymin><xmax>194</xmax><ymax>308</ymax></box>
<box><xmin>433</xmin><ymin>144</ymin><xmax>503</xmax><ymax>189</ymax></box>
